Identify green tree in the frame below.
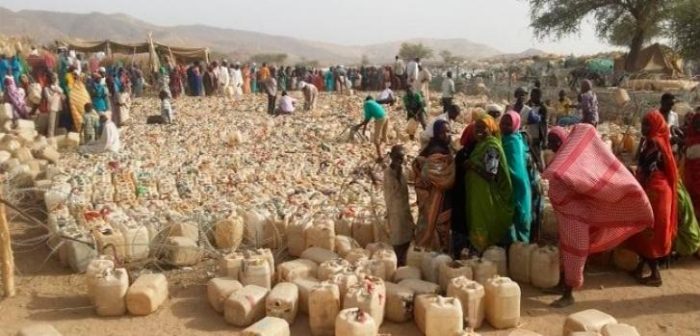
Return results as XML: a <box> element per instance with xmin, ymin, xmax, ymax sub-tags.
<box><xmin>526</xmin><ymin>0</ymin><xmax>676</xmax><ymax>71</ymax></box>
<box><xmin>668</xmin><ymin>0</ymin><xmax>700</xmax><ymax>61</ymax></box>
<box><xmin>398</xmin><ymin>42</ymin><xmax>434</xmax><ymax>60</ymax></box>
<box><xmin>439</xmin><ymin>49</ymin><xmax>466</xmax><ymax>66</ymax></box>
<box><xmin>249</xmin><ymin>53</ymin><xmax>288</xmax><ymax>65</ymax></box>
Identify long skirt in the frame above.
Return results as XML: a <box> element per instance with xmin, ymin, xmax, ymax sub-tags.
<box><xmin>629</xmin><ymin>171</ymin><xmax>676</xmax><ymax>259</ymax></box>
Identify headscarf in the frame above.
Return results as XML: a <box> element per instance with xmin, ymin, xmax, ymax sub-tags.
<box><xmin>644</xmin><ymin>110</ymin><xmax>678</xmax><ymax>186</ymax></box>
<box><xmin>549</xmin><ymin>126</ymin><xmax>570</xmax><ymax>144</ymax></box>
<box><xmin>460</xmin><ymin>123</ymin><xmax>476</xmax><ymax>147</ymax></box>
<box><xmin>505</xmin><ymin>110</ymin><xmax>521</xmax><ymax>130</ymax></box>
<box><xmin>581</xmin><ymin>79</ymin><xmax>592</xmax><ymax>92</ymax></box>
<box><xmin>3</xmin><ymin>76</ymin><xmax>27</xmax><ymax>118</ymax></box>
<box><xmin>421</xmin><ymin>119</ymin><xmax>451</xmax><ymax>157</ymax></box>
<box><xmin>478</xmin><ymin>115</ymin><xmax>500</xmax><ymax>137</ymax></box>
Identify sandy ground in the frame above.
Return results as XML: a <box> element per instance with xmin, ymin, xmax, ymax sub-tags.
<box><xmin>2</xmin><ymin>222</ymin><xmax>700</xmax><ymax>336</ymax></box>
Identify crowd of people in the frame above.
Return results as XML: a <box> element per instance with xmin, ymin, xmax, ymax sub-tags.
<box><xmin>361</xmin><ymin>72</ymin><xmax>700</xmax><ymax>308</ymax></box>
<box><xmin>4</xmin><ymin>46</ymin><xmax>700</xmax><ymax>311</ymax></box>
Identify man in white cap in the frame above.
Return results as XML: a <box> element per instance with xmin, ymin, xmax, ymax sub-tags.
<box><xmin>299</xmin><ymin>81</ymin><xmax>318</xmax><ymax>111</ymax></box>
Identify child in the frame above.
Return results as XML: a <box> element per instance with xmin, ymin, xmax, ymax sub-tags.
<box><xmin>383</xmin><ymin>145</ymin><xmax>414</xmax><ymax>266</ymax></box>
<box><xmin>82</xmin><ymin>103</ymin><xmax>100</xmax><ymax>144</ymax></box>
<box><xmin>160</xmin><ymin>90</ymin><xmax>174</xmax><ymax>124</ymax></box>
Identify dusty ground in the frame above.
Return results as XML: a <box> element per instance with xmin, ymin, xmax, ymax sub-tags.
<box><xmin>2</xmin><ymin>222</ymin><xmax>700</xmax><ymax>336</ymax></box>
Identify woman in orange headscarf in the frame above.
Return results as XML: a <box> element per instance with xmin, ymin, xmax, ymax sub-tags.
<box><xmin>629</xmin><ymin>110</ymin><xmax>679</xmax><ymax>287</ymax></box>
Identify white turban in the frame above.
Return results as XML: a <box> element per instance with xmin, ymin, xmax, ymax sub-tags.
<box><xmin>298</xmin><ymin>81</ymin><xmax>307</xmax><ymax>89</ymax></box>
<box><xmin>486</xmin><ymin>104</ymin><xmax>503</xmax><ymax>113</ymax></box>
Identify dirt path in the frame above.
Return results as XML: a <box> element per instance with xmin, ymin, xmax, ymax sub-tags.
<box><xmin>2</xmin><ymin>224</ymin><xmax>700</xmax><ymax>336</ymax></box>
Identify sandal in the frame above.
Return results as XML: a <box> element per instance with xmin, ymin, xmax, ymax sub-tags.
<box><xmin>639</xmin><ymin>276</ymin><xmax>662</xmax><ymax>287</ymax></box>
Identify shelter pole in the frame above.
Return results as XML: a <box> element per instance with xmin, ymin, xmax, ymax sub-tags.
<box><xmin>0</xmin><ymin>203</ymin><xmax>15</xmax><ymax>297</ymax></box>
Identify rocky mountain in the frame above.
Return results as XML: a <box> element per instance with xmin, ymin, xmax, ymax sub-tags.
<box><xmin>0</xmin><ymin>7</ymin><xmax>508</xmax><ymax>64</ymax></box>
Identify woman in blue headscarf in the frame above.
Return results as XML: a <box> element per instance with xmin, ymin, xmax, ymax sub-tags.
<box><xmin>325</xmin><ymin>67</ymin><xmax>335</xmax><ymax>92</ymax></box>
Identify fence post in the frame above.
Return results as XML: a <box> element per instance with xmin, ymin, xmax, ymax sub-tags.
<box><xmin>0</xmin><ymin>203</ymin><xmax>14</xmax><ymax>297</ymax></box>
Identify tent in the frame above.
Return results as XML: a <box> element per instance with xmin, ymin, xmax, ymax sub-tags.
<box><xmin>614</xmin><ymin>43</ymin><xmax>684</xmax><ymax>77</ymax></box>
<box><xmin>56</xmin><ymin>38</ymin><xmax>210</xmax><ymax>72</ymax></box>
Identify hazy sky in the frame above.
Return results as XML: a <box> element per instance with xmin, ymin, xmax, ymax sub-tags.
<box><xmin>3</xmin><ymin>0</ymin><xmax>617</xmax><ymax>55</ymax></box>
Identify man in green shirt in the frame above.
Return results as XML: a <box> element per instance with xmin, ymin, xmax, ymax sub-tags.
<box><xmin>403</xmin><ymin>86</ymin><xmax>427</xmax><ymax>130</ymax></box>
<box><xmin>355</xmin><ymin>96</ymin><xmax>389</xmax><ymax>161</ymax></box>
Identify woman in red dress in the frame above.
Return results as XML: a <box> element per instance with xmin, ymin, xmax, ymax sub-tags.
<box><xmin>629</xmin><ymin>110</ymin><xmax>679</xmax><ymax>287</ymax></box>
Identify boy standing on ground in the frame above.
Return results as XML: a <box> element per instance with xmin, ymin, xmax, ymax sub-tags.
<box><xmin>384</xmin><ymin>145</ymin><xmax>414</xmax><ymax>266</ymax></box>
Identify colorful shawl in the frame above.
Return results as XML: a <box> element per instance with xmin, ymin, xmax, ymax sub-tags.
<box><xmin>466</xmin><ymin>135</ymin><xmax>514</xmax><ymax>252</ymax></box>
<box><xmin>68</xmin><ymin>78</ymin><xmax>90</xmax><ymax>132</ymax></box>
<box><xmin>3</xmin><ymin>77</ymin><xmax>28</xmax><ymax>119</ymax></box>
<box><xmin>413</xmin><ymin>153</ymin><xmax>455</xmax><ymax>251</ymax></box>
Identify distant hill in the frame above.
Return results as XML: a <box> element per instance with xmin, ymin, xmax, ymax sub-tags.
<box><xmin>0</xmin><ymin>7</ymin><xmax>516</xmax><ymax>64</ymax></box>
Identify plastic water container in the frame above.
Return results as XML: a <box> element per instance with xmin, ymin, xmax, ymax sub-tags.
<box><xmin>335</xmin><ymin>235</ymin><xmax>360</xmax><ymax>257</ymax></box>
<box><xmin>509</xmin><ymin>243</ymin><xmax>537</xmax><ymax>284</ymax></box>
<box><xmin>613</xmin><ymin>88</ymin><xmax>631</xmax><ymax>107</ymax></box>
<box><xmin>406</xmin><ymin>244</ymin><xmax>430</xmax><ymax>269</ymax></box>
<box><xmin>612</xmin><ymin>248</ymin><xmax>640</xmax><ymax>272</ymax></box>
<box><xmin>425</xmin><ymin>296</ymin><xmax>464</xmax><ymax>336</ymax></box>
<box><xmin>287</xmin><ymin>219</ymin><xmax>311</xmax><ymax>257</ymax></box>
<box><xmin>61</xmin><ymin>228</ymin><xmax>98</xmax><ymax>273</ymax></box>
<box><xmin>343</xmin><ymin>276</ymin><xmax>386</xmax><ymax>328</ymax></box>
<box><xmin>126</xmin><ymin>273</ymin><xmax>168</xmax><ymax>316</ymax></box>
<box><xmin>354</xmin><ymin>259</ymin><xmax>387</xmax><ymax>280</ymax></box>
<box><xmin>439</xmin><ymin>260</ymin><xmax>473</xmax><ymax>292</ymax></box>
<box><xmin>351</xmin><ymin>218</ymin><xmax>375</xmax><ymax>248</ymax></box>
<box><xmin>335</xmin><ymin>308</ymin><xmax>377</xmax><ymax>336</ymax></box>
<box><xmin>344</xmin><ymin>248</ymin><xmax>370</xmax><ymax>264</ymax></box>
<box><xmin>601</xmin><ymin>323</ymin><xmax>640</xmax><ymax>336</ymax></box>
<box><xmin>530</xmin><ymin>245</ymin><xmax>560</xmax><ymax>289</ymax></box>
<box><xmin>484</xmin><ymin>276</ymin><xmax>521</xmax><ymax>329</ymax></box>
<box><xmin>447</xmin><ymin>276</ymin><xmax>485</xmax><ymax>330</ymax></box>
<box><xmin>414</xmin><ymin>294</ymin><xmax>438</xmax><ymax>334</ymax></box>
<box><xmin>163</xmin><ymin>236</ymin><xmax>201</xmax><ymax>266</ymax></box>
<box><xmin>421</xmin><ymin>252</ymin><xmax>453</xmax><ymax>283</ymax></box>
<box><xmin>113</xmin><ymin>221</ymin><xmax>150</xmax><ymax>261</ymax></box>
<box><xmin>371</xmin><ymin>249</ymin><xmax>398</xmax><ymax>281</ymax></box>
<box><xmin>16</xmin><ymin>324</ymin><xmax>62</xmax><ymax>336</ymax></box>
<box><xmin>384</xmin><ymin>282</ymin><xmax>414</xmax><ymax>323</ymax></box>
<box><xmin>309</xmin><ymin>282</ymin><xmax>341</xmax><ymax>336</ymax></box>
<box><xmin>92</xmin><ymin>224</ymin><xmax>126</xmax><ymax>260</ymax></box>
<box><xmin>398</xmin><ymin>279</ymin><xmax>440</xmax><ymax>295</ymax></box>
<box><xmin>328</xmin><ymin>271</ymin><xmax>361</xmax><ymax>306</ymax></box>
<box><xmin>335</xmin><ymin>215</ymin><xmax>353</xmax><ymax>238</ymax></box>
<box><xmin>94</xmin><ymin>268</ymin><xmax>129</xmax><ymax>316</ymax></box>
<box><xmin>207</xmin><ymin>277</ymin><xmax>243</xmax><ymax>313</ymax></box>
<box><xmin>563</xmin><ymin>309</ymin><xmax>617</xmax><ymax>335</ymax></box>
<box><xmin>241</xmin><ymin>258</ymin><xmax>272</xmax><ymax>289</ymax></box>
<box><xmin>249</xmin><ymin>248</ymin><xmax>275</xmax><ymax>281</ymax></box>
<box><xmin>243</xmin><ymin>208</ymin><xmax>269</xmax><ymax>248</ymax></box>
<box><xmin>508</xmin><ymin>330</ymin><xmax>544</xmax><ymax>336</ymax></box>
<box><xmin>219</xmin><ymin>251</ymin><xmax>246</xmax><ymax>278</ymax></box>
<box><xmin>569</xmin><ymin>332</ymin><xmax>601</xmax><ymax>336</ymax></box>
<box><xmin>394</xmin><ymin>266</ymin><xmax>422</xmax><ymax>282</ymax></box>
<box><xmin>168</xmin><ymin>221</ymin><xmax>199</xmax><ymax>242</ymax></box>
<box><xmin>266</xmin><ymin>282</ymin><xmax>299</xmax><ymax>325</ymax></box>
<box><xmin>301</xmin><ymin>247</ymin><xmax>340</xmax><ymax>264</ymax></box>
<box><xmin>224</xmin><ymin>285</ymin><xmax>269</xmax><ymax>327</ymax></box>
<box><xmin>318</xmin><ymin>259</ymin><xmax>351</xmax><ymax>281</ymax></box>
<box><xmin>278</xmin><ymin>259</ymin><xmax>318</xmax><ymax>282</ymax></box>
<box><xmin>482</xmin><ymin>246</ymin><xmax>507</xmax><ymax>276</ymax></box>
<box><xmin>85</xmin><ymin>256</ymin><xmax>115</xmax><ymax>305</ymax></box>
<box><xmin>242</xmin><ymin>316</ymin><xmax>290</xmax><ymax>336</ymax></box>
<box><xmin>470</xmin><ymin>258</ymin><xmax>497</xmax><ymax>285</ymax></box>
<box><xmin>214</xmin><ymin>215</ymin><xmax>244</xmax><ymax>250</ymax></box>
<box><xmin>292</xmin><ymin>277</ymin><xmax>320</xmax><ymax>314</ymax></box>
<box><xmin>44</xmin><ymin>182</ymin><xmax>71</xmax><ymax>211</ymax></box>
<box><xmin>306</xmin><ymin>218</ymin><xmax>335</xmax><ymax>251</ymax></box>
<box><xmin>264</xmin><ymin>216</ymin><xmax>287</xmax><ymax>250</ymax></box>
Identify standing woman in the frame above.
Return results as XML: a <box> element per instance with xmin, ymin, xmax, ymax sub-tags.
<box><xmin>684</xmin><ymin>112</ymin><xmax>700</xmax><ymax>216</ymax></box>
<box><xmin>544</xmin><ymin>124</ymin><xmax>652</xmax><ymax>307</ymax></box>
<box><xmin>3</xmin><ymin>77</ymin><xmax>28</xmax><ymax>120</ymax></box>
<box><xmin>67</xmin><ymin>71</ymin><xmax>90</xmax><ymax>133</ymax></box>
<box><xmin>629</xmin><ymin>111</ymin><xmax>679</xmax><ymax>287</ymax></box>
<box><xmin>412</xmin><ymin>120</ymin><xmax>455</xmax><ymax>252</ymax></box>
<box><xmin>465</xmin><ymin>115</ymin><xmax>514</xmax><ymax>253</ymax></box>
<box><xmin>242</xmin><ymin>64</ymin><xmax>251</xmax><ymax>94</ymax></box>
<box><xmin>325</xmin><ymin>67</ymin><xmax>335</xmax><ymax>92</ymax></box>
<box><xmin>501</xmin><ymin>111</ymin><xmax>532</xmax><ymax>243</ymax></box>
<box><xmin>579</xmin><ymin>79</ymin><xmax>599</xmax><ymax>127</ymax></box>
